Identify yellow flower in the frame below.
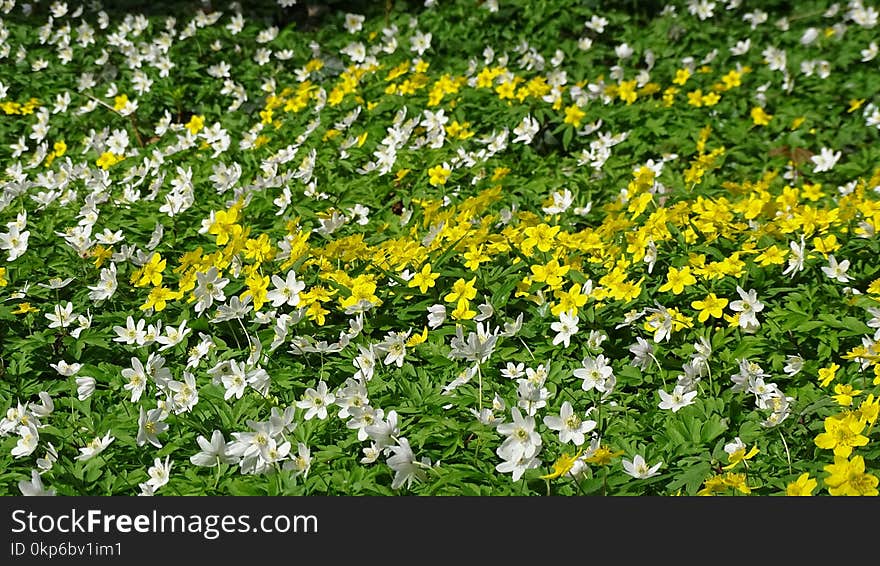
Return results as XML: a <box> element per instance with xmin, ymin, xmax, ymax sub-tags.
<box><xmin>13</xmin><ymin>302</ymin><xmax>39</xmax><ymax>315</ymax></box>
<box><xmin>96</xmin><ymin>151</ymin><xmax>122</xmax><ymax>170</ymax></box>
<box><xmin>53</xmin><ymin>140</ymin><xmax>67</xmax><ymax>157</ymax></box>
<box><xmin>462</xmin><ymin>245</ymin><xmax>489</xmax><ymax>271</ymax></box>
<box><xmin>751</xmin><ymin>106</ymin><xmax>772</xmax><ymax>126</ymax></box>
<box><xmin>754</xmin><ymin>245</ymin><xmax>787</xmax><ymax>266</ymax></box>
<box><xmin>618</xmin><ymin>80</ymin><xmax>638</xmax><ymax>104</ymax></box>
<box><xmin>444</xmin><ymin>277</ymin><xmax>477</xmax><ymax>303</ymax></box>
<box><xmin>786</xmin><ymin>473</ymin><xmax>817</xmax><ymax>496</ymax></box>
<box><xmin>530</xmin><ymin>259</ymin><xmax>570</xmax><ymax>289</ymax></box>
<box><xmin>113</xmin><ymin>94</ymin><xmax>129</xmax><ymax>111</ymax></box>
<box><xmin>408</xmin><ymin>263</ymin><xmax>440</xmax><ymax>293</ymax></box>
<box><xmin>832</xmin><ymin>384</ymin><xmax>861</xmax><ymax>407</ymax></box>
<box><xmin>450</xmin><ymin>298</ymin><xmax>476</xmax><ymax>321</ymax></box>
<box><xmin>242</xmin><ymin>272</ymin><xmax>270</xmax><ymax>311</ymax></box>
<box><xmin>0</xmin><ymin>266</ymin><xmax>6</xmax><ymax>287</ymax></box>
<box><xmin>813</xmin><ymin>233</ymin><xmax>840</xmax><ymax>255</ymax></box>
<box><xmin>672</xmin><ymin>68</ymin><xmax>691</xmax><ymax>86</ymax></box>
<box><xmin>522</xmin><ymin>223</ymin><xmax>560</xmax><ymax>253</ymax></box>
<box><xmin>137</xmin><ymin>253</ymin><xmax>166</xmax><ymax>288</ymax></box>
<box><xmin>208</xmin><ymin>207</ymin><xmax>243</xmax><ymax>247</ymax></box>
<box><xmin>701</xmin><ymin>91</ymin><xmax>721</xmax><ymax>106</ymax></box>
<box><xmin>243</xmin><ymin>234</ymin><xmax>275</xmax><ymax>264</ymax></box>
<box><xmin>721</xmin><ymin>69</ymin><xmax>742</xmax><ymax>89</ymax></box>
<box><xmin>185</xmin><ymin>114</ymin><xmax>205</xmax><ymax>134</ymax></box>
<box><xmin>427</xmin><ymin>164</ymin><xmax>452</xmax><ymax>186</ymax></box>
<box><xmin>818</xmin><ymin>363</ymin><xmax>840</xmax><ymax>387</ymax></box>
<box><xmin>406</xmin><ymin>326</ymin><xmax>429</xmax><ymax>347</ymax></box>
<box><xmin>551</xmin><ymin>283</ymin><xmax>588</xmax><ymax>317</ymax></box>
<box><xmin>690</xmin><ymin>293</ymin><xmax>728</xmax><ymax>323</ymax></box>
<box><xmin>540</xmin><ymin>450</ymin><xmax>583</xmax><ymax>480</ymax></box>
<box><xmin>686</xmin><ymin>89</ymin><xmax>703</xmax><ymax>107</ymax></box>
<box><xmin>305</xmin><ymin>302</ymin><xmax>330</xmax><ymax>326</ymax></box>
<box><xmin>140</xmin><ymin>286</ymin><xmax>182</xmax><ymax>312</ymax></box>
<box><xmin>855</xmin><ymin>394</ymin><xmax>879</xmax><ymax>425</ymax></box>
<box><xmin>722</xmin><ymin>472</ymin><xmax>751</xmax><ymax>494</ymax></box>
<box><xmin>584</xmin><ymin>445</ymin><xmax>624</xmax><ymax>466</ymax></box>
<box><xmin>90</xmin><ymin>244</ymin><xmax>113</xmax><ymax>268</ymax></box>
<box><xmin>814</xmin><ymin>413</ymin><xmax>869</xmax><ymax>457</ymax></box>
<box><xmin>658</xmin><ymin>266</ymin><xmax>697</xmax><ymax>295</ymax></box>
<box><xmin>697</xmin><ymin>474</ymin><xmax>727</xmax><ymax>496</ymax></box>
<box><xmin>722</xmin><ymin>445</ymin><xmax>760</xmax><ymax>470</ymax></box>
<box><xmin>847</xmin><ymin>99</ymin><xmax>865</xmax><ymax>113</ymax></box>
<box><xmin>563</xmin><ymin>104</ymin><xmax>586</xmax><ymax>127</ymax></box>
<box><xmin>823</xmin><ymin>455</ymin><xmax>879</xmax><ymax>496</ymax></box>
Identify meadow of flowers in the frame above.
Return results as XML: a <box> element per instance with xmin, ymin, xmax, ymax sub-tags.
<box><xmin>1</xmin><ymin>0</ymin><xmax>879</xmax><ymax>496</ymax></box>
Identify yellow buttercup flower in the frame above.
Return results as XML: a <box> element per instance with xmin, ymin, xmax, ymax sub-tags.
<box><xmin>408</xmin><ymin>263</ymin><xmax>439</xmax><ymax>293</ymax></box>
<box><xmin>444</xmin><ymin>277</ymin><xmax>477</xmax><ymax>303</ymax></box>
<box><xmin>691</xmin><ymin>293</ymin><xmax>728</xmax><ymax>323</ymax></box>
<box><xmin>786</xmin><ymin>473</ymin><xmax>817</xmax><ymax>496</ymax></box>
<box><xmin>540</xmin><ymin>450</ymin><xmax>583</xmax><ymax>480</ymax></box>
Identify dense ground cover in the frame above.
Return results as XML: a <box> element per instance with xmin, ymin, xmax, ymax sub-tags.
<box><xmin>1</xmin><ymin>0</ymin><xmax>880</xmax><ymax>496</ymax></box>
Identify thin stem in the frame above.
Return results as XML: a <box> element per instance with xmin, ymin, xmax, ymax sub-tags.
<box><xmin>778</xmin><ymin>429</ymin><xmax>792</xmax><ymax>475</ymax></box>
<box><xmin>518</xmin><ymin>337</ymin><xmax>536</xmax><ymax>361</ymax></box>
<box><xmin>649</xmin><ymin>353</ymin><xmax>667</xmax><ymax>388</ymax></box>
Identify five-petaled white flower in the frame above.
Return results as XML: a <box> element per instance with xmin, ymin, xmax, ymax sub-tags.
<box><xmin>622</xmin><ymin>454</ymin><xmax>663</xmax><ymax>479</ymax></box>
<box><xmin>551</xmin><ymin>310</ymin><xmax>580</xmax><ymax>348</ymax></box>
<box><xmin>658</xmin><ymin>385</ymin><xmax>698</xmax><ymax>412</ymax></box>
<box><xmin>821</xmin><ymin>255</ymin><xmax>853</xmax><ymax>283</ymax></box>
<box><xmin>543</xmin><ymin>401</ymin><xmax>596</xmax><ymax>446</ymax></box>
<box><xmin>811</xmin><ymin>146</ymin><xmax>841</xmax><ymax>173</ymax></box>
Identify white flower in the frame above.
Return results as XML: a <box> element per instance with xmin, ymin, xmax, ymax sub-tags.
<box><xmin>551</xmin><ymin>310</ymin><xmax>579</xmax><ymax>348</ymax></box>
<box><xmin>19</xmin><ymin>470</ymin><xmax>56</xmax><ymax>496</ymax></box>
<box><xmin>782</xmin><ymin>236</ymin><xmax>807</xmax><ymax>277</ymax></box>
<box><xmin>75</xmin><ymin>431</ymin><xmax>115</xmax><ymax>461</ymax></box>
<box><xmin>658</xmin><ymin>385</ymin><xmax>698</xmax><ymax>412</ymax></box>
<box><xmin>45</xmin><ymin>302</ymin><xmax>75</xmax><ymax>328</ymax></box>
<box><xmin>146</xmin><ymin>456</ymin><xmax>172</xmax><ymax>491</ymax></box>
<box><xmin>496</xmin><ymin>408</ymin><xmax>542</xmax><ymax>462</ymax></box>
<box><xmin>811</xmin><ymin>147</ymin><xmax>842</xmax><ymax>173</ymax></box>
<box><xmin>387</xmin><ymin>437</ymin><xmax>428</xmax><ymax>489</ymax></box>
<box><xmin>628</xmin><ymin>337</ymin><xmax>654</xmax><ymax>371</ymax></box>
<box><xmin>220</xmin><ymin>360</ymin><xmax>249</xmax><ymax>401</ymax></box>
<box><xmin>137</xmin><ymin>407</ymin><xmax>167</xmax><ymax>448</ymax></box>
<box><xmin>573</xmin><ymin>354</ymin><xmax>614</xmax><ymax>392</ymax></box>
<box><xmin>783</xmin><ymin>354</ymin><xmax>804</xmax><ymax>376</ymax></box>
<box><xmin>76</xmin><ymin>376</ymin><xmax>96</xmax><ymax>401</ymax></box>
<box><xmin>501</xmin><ymin>362</ymin><xmax>526</xmax><ymax>380</ymax></box>
<box><xmin>543</xmin><ymin>401</ymin><xmax>596</xmax><ymax>446</ymax></box>
<box><xmin>821</xmin><ymin>255</ymin><xmax>853</xmax><ymax>283</ymax></box>
<box><xmin>622</xmin><ymin>454</ymin><xmax>663</xmax><ymax>479</ymax></box>
<box><xmin>427</xmin><ymin>304</ymin><xmax>446</xmax><ymax>328</ymax></box>
<box><xmin>191</xmin><ymin>430</ymin><xmax>236</xmax><ymax>467</ymax></box>
<box><xmin>113</xmin><ymin>316</ymin><xmax>146</xmax><ymax>345</ymax></box>
<box><xmin>344</xmin><ymin>13</ymin><xmax>365</xmax><ymax>33</ymax></box>
<box><xmin>156</xmin><ymin>320</ymin><xmax>192</xmax><ymax>351</ymax></box>
<box><xmin>11</xmin><ymin>423</ymin><xmax>40</xmax><ymax>458</ymax></box>
<box><xmin>585</xmin><ymin>15</ymin><xmax>608</xmax><ymax>33</ymax></box>
<box><xmin>729</xmin><ymin>286</ymin><xmax>764</xmax><ymax>332</ymax></box>
<box><xmin>50</xmin><ymin>360</ymin><xmax>82</xmax><ymax>377</ymax></box>
<box><xmin>283</xmin><ymin>442</ymin><xmax>312</xmax><ymax>478</ymax></box>
<box><xmin>267</xmin><ymin>270</ymin><xmax>306</xmax><ymax>308</ymax></box>
<box><xmin>296</xmin><ymin>381</ymin><xmax>335</xmax><ymax>420</ymax></box>
<box><xmin>513</xmin><ymin>115</ymin><xmax>540</xmax><ymax>144</ymax></box>
<box><xmin>410</xmin><ymin>30</ymin><xmax>432</xmax><ymax>55</ymax></box>
<box><xmin>614</xmin><ymin>43</ymin><xmax>633</xmax><ymax>59</ymax></box>
<box><xmin>122</xmin><ymin>357</ymin><xmax>148</xmax><ymax>403</ymax></box>
<box><xmin>0</xmin><ymin>225</ymin><xmax>30</xmax><ymax>261</ymax></box>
